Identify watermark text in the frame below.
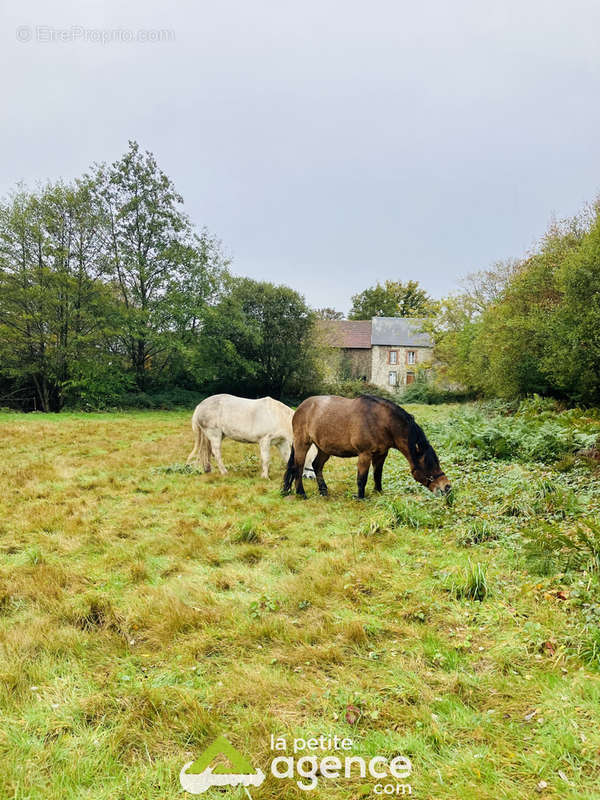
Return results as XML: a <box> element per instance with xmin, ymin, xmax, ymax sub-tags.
<box><xmin>16</xmin><ymin>25</ymin><xmax>175</xmax><ymax>45</ymax></box>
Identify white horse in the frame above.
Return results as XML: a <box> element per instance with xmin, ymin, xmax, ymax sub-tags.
<box><xmin>187</xmin><ymin>394</ymin><xmax>316</xmax><ymax>479</ymax></box>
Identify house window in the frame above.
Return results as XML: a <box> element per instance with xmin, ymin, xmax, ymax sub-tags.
<box><xmin>389</xmin><ymin>350</ymin><xmax>398</xmax><ymax>364</ymax></box>
<box><xmin>388</xmin><ymin>371</ymin><xmax>397</xmax><ymax>386</ymax></box>
<box><xmin>407</xmin><ymin>350</ymin><xmax>416</xmax><ymax>365</ymax></box>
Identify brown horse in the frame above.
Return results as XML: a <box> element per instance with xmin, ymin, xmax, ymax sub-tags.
<box><xmin>282</xmin><ymin>394</ymin><xmax>451</xmax><ymax>499</ymax></box>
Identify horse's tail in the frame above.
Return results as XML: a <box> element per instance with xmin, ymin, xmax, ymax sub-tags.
<box><xmin>188</xmin><ymin>416</ymin><xmax>212</xmax><ymax>471</ymax></box>
<box><xmin>282</xmin><ymin>445</ymin><xmax>296</xmax><ymax>494</ymax></box>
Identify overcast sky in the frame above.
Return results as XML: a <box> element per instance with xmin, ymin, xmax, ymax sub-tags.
<box><xmin>2</xmin><ymin>0</ymin><xmax>600</xmax><ymax>313</ymax></box>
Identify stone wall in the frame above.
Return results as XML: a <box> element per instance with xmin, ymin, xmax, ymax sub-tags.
<box><xmin>370</xmin><ymin>345</ymin><xmax>432</xmax><ymax>389</ymax></box>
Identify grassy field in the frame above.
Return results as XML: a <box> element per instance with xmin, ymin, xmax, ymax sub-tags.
<box><xmin>1</xmin><ymin>403</ymin><xmax>600</xmax><ymax>800</ymax></box>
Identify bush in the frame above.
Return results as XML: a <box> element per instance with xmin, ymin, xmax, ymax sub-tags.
<box><xmin>515</xmin><ymin>394</ymin><xmax>563</xmax><ymax>419</ymax></box>
<box><xmin>319</xmin><ymin>378</ymin><xmax>471</xmax><ymax>406</ymax></box>
<box><xmin>476</xmin><ymin>398</ymin><xmax>521</xmax><ymax>416</ymax></box>
<box><xmin>65</xmin><ymin>387</ymin><xmax>204</xmax><ymax>411</ymax></box>
<box><xmin>321</xmin><ymin>379</ymin><xmax>398</xmax><ymax>402</ymax></box>
<box><xmin>439</xmin><ymin>406</ymin><xmax>595</xmax><ymax>463</ymax></box>
<box><xmin>114</xmin><ymin>388</ymin><xmax>202</xmax><ymax>410</ymax></box>
<box><xmin>524</xmin><ymin>518</ymin><xmax>600</xmax><ymax>575</ymax></box>
<box><xmin>400</xmin><ymin>382</ymin><xmax>473</xmax><ymax>405</ymax></box>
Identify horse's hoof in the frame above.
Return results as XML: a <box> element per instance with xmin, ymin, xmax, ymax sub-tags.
<box><xmin>353</xmin><ymin>495</ymin><xmax>366</xmax><ymax>501</ymax></box>
<box><xmin>297</xmin><ymin>493</ymin><xmax>308</xmax><ymax>500</ymax></box>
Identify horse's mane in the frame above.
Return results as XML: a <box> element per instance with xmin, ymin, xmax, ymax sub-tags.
<box><xmin>359</xmin><ymin>395</ymin><xmax>439</xmax><ymax>469</ymax></box>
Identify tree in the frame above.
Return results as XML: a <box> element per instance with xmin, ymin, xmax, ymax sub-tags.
<box><xmin>460</xmin><ymin>259</ymin><xmax>521</xmax><ymax>313</ymax></box>
<box><xmin>94</xmin><ymin>140</ymin><xmax>227</xmax><ymax>390</ymax></box>
<box><xmin>314</xmin><ymin>307</ymin><xmax>344</xmax><ymax>320</ymax></box>
<box><xmin>198</xmin><ymin>278</ymin><xmax>316</xmax><ymax>398</ymax></box>
<box><xmin>427</xmin><ymin>294</ymin><xmax>482</xmax><ymax>391</ymax></box>
<box><xmin>0</xmin><ymin>143</ymin><xmax>229</xmax><ymax>410</ymax></box>
<box><xmin>431</xmin><ymin>210</ymin><xmax>592</xmax><ymax>400</ymax></box>
<box><xmin>349</xmin><ymin>280</ymin><xmax>431</xmax><ymax>319</ymax></box>
<box><xmin>544</xmin><ymin>205</ymin><xmax>600</xmax><ymax>403</ymax></box>
<box><xmin>0</xmin><ymin>182</ymin><xmax>123</xmax><ymax>411</ymax></box>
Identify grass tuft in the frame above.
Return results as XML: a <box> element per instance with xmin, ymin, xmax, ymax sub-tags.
<box><xmin>383</xmin><ymin>497</ymin><xmax>436</xmax><ymax>529</ymax></box>
<box><xmin>63</xmin><ymin>592</ymin><xmax>118</xmax><ymax>631</ymax></box>
<box><xmin>231</xmin><ymin>517</ymin><xmax>263</xmax><ymax>543</ymax></box>
<box><xmin>451</xmin><ymin>560</ymin><xmax>489</xmax><ymax>601</ymax></box>
<box><xmin>457</xmin><ymin>519</ymin><xmax>501</xmax><ymax>547</ymax></box>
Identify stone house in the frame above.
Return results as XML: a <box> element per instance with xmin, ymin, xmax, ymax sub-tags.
<box><xmin>319</xmin><ymin>317</ymin><xmax>433</xmax><ymax>390</ymax></box>
<box><xmin>370</xmin><ymin>317</ymin><xmax>433</xmax><ymax>389</ymax></box>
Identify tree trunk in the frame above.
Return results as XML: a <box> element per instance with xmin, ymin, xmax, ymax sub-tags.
<box><xmin>135</xmin><ymin>338</ymin><xmax>147</xmax><ymax>391</ymax></box>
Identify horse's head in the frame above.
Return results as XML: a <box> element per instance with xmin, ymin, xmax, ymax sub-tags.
<box><xmin>400</xmin><ymin>416</ymin><xmax>451</xmax><ymax>495</ymax></box>
<box><xmin>410</xmin><ymin>442</ymin><xmax>451</xmax><ymax>496</ymax></box>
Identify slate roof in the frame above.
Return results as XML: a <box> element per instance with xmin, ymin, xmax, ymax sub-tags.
<box><xmin>370</xmin><ymin>317</ymin><xmax>432</xmax><ymax>347</ymax></box>
<box><xmin>319</xmin><ymin>317</ymin><xmax>432</xmax><ymax>349</ymax></box>
<box><xmin>318</xmin><ymin>320</ymin><xmax>372</xmax><ymax>349</ymax></box>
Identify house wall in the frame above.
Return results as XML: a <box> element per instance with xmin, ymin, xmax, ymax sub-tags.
<box><xmin>370</xmin><ymin>345</ymin><xmax>432</xmax><ymax>389</ymax></box>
